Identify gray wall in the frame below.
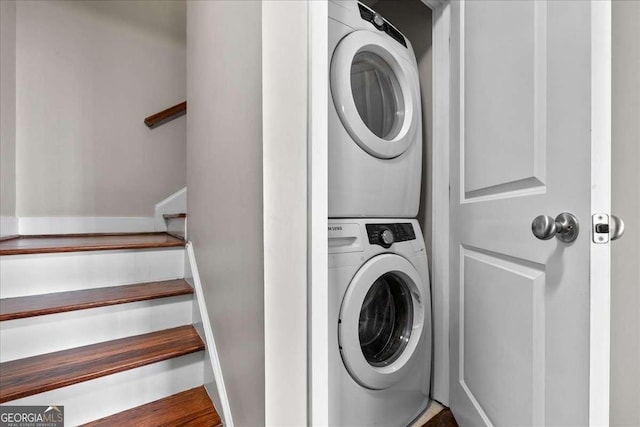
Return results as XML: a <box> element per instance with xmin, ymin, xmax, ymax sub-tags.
<box><xmin>14</xmin><ymin>0</ymin><xmax>186</xmax><ymax>217</ymax></box>
<box><xmin>1</xmin><ymin>0</ymin><xmax>16</xmax><ymax>219</ymax></box>
<box><xmin>611</xmin><ymin>1</ymin><xmax>640</xmax><ymax>425</ymax></box>
<box><xmin>187</xmin><ymin>2</ymin><xmax>264</xmax><ymax>426</ymax></box>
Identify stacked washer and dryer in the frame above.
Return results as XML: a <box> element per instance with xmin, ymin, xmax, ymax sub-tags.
<box><xmin>328</xmin><ymin>1</ymin><xmax>432</xmax><ymax>426</ymax></box>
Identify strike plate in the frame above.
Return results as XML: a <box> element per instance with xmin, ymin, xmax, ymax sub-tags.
<box><xmin>592</xmin><ymin>213</ymin><xmax>609</xmax><ymax>244</ymax></box>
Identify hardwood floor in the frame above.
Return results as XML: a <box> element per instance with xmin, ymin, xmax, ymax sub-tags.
<box><xmin>0</xmin><ymin>233</ymin><xmax>185</xmax><ymax>255</ymax></box>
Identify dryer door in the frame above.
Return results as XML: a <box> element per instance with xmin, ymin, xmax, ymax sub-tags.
<box><xmin>339</xmin><ymin>253</ymin><xmax>425</xmax><ymax>390</ymax></box>
<box><xmin>331</xmin><ymin>30</ymin><xmax>421</xmax><ymax>159</ymax></box>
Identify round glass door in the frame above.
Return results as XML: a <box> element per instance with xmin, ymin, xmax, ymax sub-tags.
<box><xmin>331</xmin><ymin>30</ymin><xmax>421</xmax><ymax>159</ymax></box>
<box><xmin>359</xmin><ymin>272</ymin><xmax>413</xmax><ymax>367</ymax></box>
<box><xmin>339</xmin><ymin>254</ymin><xmax>425</xmax><ymax>390</ymax></box>
<box><xmin>350</xmin><ymin>51</ymin><xmax>405</xmax><ymax>141</ymax></box>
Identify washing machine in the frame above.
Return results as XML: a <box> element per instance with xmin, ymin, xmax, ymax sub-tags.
<box><xmin>328</xmin><ymin>218</ymin><xmax>431</xmax><ymax>426</ymax></box>
<box><xmin>329</xmin><ymin>1</ymin><xmax>423</xmax><ymax>218</ymax></box>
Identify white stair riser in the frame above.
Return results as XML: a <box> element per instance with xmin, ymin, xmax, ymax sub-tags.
<box><xmin>0</xmin><ymin>248</ymin><xmax>184</xmax><ymax>298</ymax></box>
<box><xmin>6</xmin><ymin>352</ymin><xmax>205</xmax><ymax>426</ymax></box>
<box><xmin>0</xmin><ymin>296</ymin><xmax>193</xmax><ymax>363</ymax></box>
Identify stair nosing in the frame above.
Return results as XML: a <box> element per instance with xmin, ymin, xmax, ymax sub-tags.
<box><xmin>15</xmin><ymin>232</ymin><xmax>175</xmax><ymax>238</ymax></box>
<box><xmin>0</xmin><ymin>279</ymin><xmax>193</xmax><ymax>321</ymax></box>
<box><xmin>0</xmin><ymin>325</ymin><xmax>205</xmax><ymax>403</ymax></box>
<box><xmin>0</xmin><ymin>233</ymin><xmax>185</xmax><ymax>256</ymax></box>
<box><xmin>163</xmin><ymin>213</ymin><xmax>187</xmax><ymax>220</ymax></box>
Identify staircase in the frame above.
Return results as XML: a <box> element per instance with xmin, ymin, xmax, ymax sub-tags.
<box><xmin>164</xmin><ymin>213</ymin><xmax>187</xmax><ymax>240</ymax></box>
<box><xmin>0</xmin><ymin>232</ymin><xmax>222</xmax><ymax>426</ymax></box>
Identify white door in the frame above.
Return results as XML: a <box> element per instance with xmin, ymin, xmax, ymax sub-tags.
<box><xmin>449</xmin><ymin>1</ymin><xmax>611</xmax><ymax>426</ymax></box>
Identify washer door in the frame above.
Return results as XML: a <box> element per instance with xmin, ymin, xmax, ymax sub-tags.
<box><xmin>331</xmin><ymin>30</ymin><xmax>420</xmax><ymax>159</ymax></box>
<box><xmin>339</xmin><ymin>253</ymin><xmax>425</xmax><ymax>389</ymax></box>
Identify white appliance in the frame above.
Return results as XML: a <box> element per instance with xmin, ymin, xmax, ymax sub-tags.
<box><xmin>329</xmin><ymin>1</ymin><xmax>423</xmax><ymax>218</ymax></box>
<box><xmin>329</xmin><ymin>218</ymin><xmax>432</xmax><ymax>426</ymax></box>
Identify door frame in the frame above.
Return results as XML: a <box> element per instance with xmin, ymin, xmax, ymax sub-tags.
<box><xmin>589</xmin><ymin>1</ymin><xmax>612</xmax><ymax>424</ymax></box>
<box><xmin>308</xmin><ymin>2</ymin><xmax>330</xmax><ymax>426</ymax></box>
<box><xmin>421</xmin><ymin>0</ymin><xmax>452</xmax><ymax>406</ymax></box>
<box><xmin>307</xmin><ymin>2</ymin><xmax>453</xmax><ymax>423</ymax></box>
<box><xmin>309</xmin><ymin>0</ymin><xmax>610</xmax><ymax>424</ymax></box>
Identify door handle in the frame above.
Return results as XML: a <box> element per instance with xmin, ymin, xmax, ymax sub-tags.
<box><xmin>531</xmin><ymin>212</ymin><xmax>579</xmax><ymax>243</ymax></box>
<box><xmin>610</xmin><ymin>215</ymin><xmax>625</xmax><ymax>241</ymax></box>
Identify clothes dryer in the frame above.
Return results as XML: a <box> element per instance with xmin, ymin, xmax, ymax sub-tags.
<box><xmin>328</xmin><ymin>218</ymin><xmax>431</xmax><ymax>426</ymax></box>
<box><xmin>329</xmin><ymin>1</ymin><xmax>423</xmax><ymax>218</ymax></box>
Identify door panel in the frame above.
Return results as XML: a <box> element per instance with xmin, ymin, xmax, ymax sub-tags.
<box><xmin>463</xmin><ymin>1</ymin><xmax>547</xmax><ymax>198</ymax></box>
<box><xmin>450</xmin><ymin>0</ymin><xmax>606</xmax><ymax>425</ymax></box>
<box><xmin>460</xmin><ymin>247</ymin><xmax>545</xmax><ymax>427</ymax></box>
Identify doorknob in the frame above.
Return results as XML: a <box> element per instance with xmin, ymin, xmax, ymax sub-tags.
<box><xmin>531</xmin><ymin>212</ymin><xmax>579</xmax><ymax>243</ymax></box>
<box><xmin>610</xmin><ymin>215</ymin><xmax>625</xmax><ymax>241</ymax></box>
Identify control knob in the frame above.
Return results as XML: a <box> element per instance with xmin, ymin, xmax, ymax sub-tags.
<box><xmin>380</xmin><ymin>229</ymin><xmax>394</xmax><ymax>246</ymax></box>
<box><xmin>373</xmin><ymin>13</ymin><xmax>385</xmax><ymax>29</ymax></box>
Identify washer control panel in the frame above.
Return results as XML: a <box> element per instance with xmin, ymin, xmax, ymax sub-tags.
<box><xmin>366</xmin><ymin>223</ymin><xmax>415</xmax><ymax>248</ymax></box>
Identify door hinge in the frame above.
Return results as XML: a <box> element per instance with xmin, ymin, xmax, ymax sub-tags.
<box><xmin>592</xmin><ymin>213</ymin><xmax>610</xmax><ymax>243</ymax></box>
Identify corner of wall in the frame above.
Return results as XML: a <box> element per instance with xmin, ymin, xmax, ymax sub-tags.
<box><xmin>154</xmin><ymin>187</ymin><xmax>187</xmax><ymax>231</ymax></box>
<box><xmin>0</xmin><ymin>216</ymin><xmax>18</xmax><ymax>237</ymax></box>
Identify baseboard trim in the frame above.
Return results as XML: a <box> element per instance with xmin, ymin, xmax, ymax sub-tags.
<box><xmin>0</xmin><ymin>217</ymin><xmax>19</xmax><ymax>238</ymax></box>
<box><xmin>186</xmin><ymin>243</ymin><xmax>233</xmax><ymax>427</ymax></box>
<box><xmin>18</xmin><ymin>217</ymin><xmax>155</xmax><ymax>235</ymax></box>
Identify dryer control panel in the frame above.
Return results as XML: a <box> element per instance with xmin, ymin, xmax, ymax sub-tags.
<box><xmin>366</xmin><ymin>223</ymin><xmax>415</xmax><ymax>249</ymax></box>
<box><xmin>357</xmin><ymin>3</ymin><xmax>407</xmax><ymax>48</ymax></box>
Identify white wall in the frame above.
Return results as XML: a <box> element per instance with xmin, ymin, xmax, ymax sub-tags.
<box><xmin>610</xmin><ymin>1</ymin><xmax>640</xmax><ymax>425</ymax></box>
<box><xmin>187</xmin><ymin>2</ymin><xmax>264</xmax><ymax>426</ymax></box>
<box><xmin>1</xmin><ymin>0</ymin><xmax>16</xmax><ymax>225</ymax></box>
<box><xmin>262</xmin><ymin>2</ymin><xmax>308</xmax><ymax>426</ymax></box>
<box><xmin>15</xmin><ymin>0</ymin><xmax>186</xmax><ymax>218</ymax></box>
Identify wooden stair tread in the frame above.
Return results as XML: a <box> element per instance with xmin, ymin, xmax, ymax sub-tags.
<box><xmin>0</xmin><ymin>232</ymin><xmax>185</xmax><ymax>256</ymax></box>
<box><xmin>163</xmin><ymin>213</ymin><xmax>187</xmax><ymax>219</ymax></box>
<box><xmin>0</xmin><ymin>325</ymin><xmax>204</xmax><ymax>403</ymax></box>
<box><xmin>82</xmin><ymin>386</ymin><xmax>222</xmax><ymax>427</ymax></box>
<box><xmin>0</xmin><ymin>279</ymin><xmax>193</xmax><ymax>321</ymax></box>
